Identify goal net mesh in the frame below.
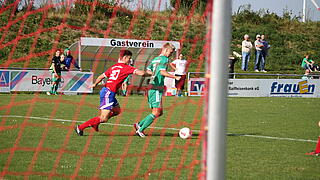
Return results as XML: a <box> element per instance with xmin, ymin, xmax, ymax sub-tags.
<box><xmin>0</xmin><ymin>0</ymin><xmax>210</xmax><ymax>179</ymax></box>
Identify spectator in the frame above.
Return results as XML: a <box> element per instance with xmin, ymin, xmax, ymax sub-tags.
<box><xmin>254</xmin><ymin>34</ymin><xmax>266</xmax><ymax>72</ymax></box>
<box><xmin>170</xmin><ymin>53</ymin><xmax>188</xmax><ymax>97</ymax></box>
<box><xmin>301</xmin><ymin>54</ymin><xmax>315</xmax><ymax>75</ymax></box>
<box><xmin>47</xmin><ymin>49</ymin><xmax>62</xmax><ymax>95</ymax></box>
<box><xmin>63</xmin><ymin>48</ymin><xmax>81</xmax><ymax>71</ymax></box>
<box><xmin>60</xmin><ymin>53</ymin><xmax>67</xmax><ymax>71</ymax></box>
<box><xmin>261</xmin><ymin>34</ymin><xmax>270</xmax><ymax>71</ymax></box>
<box><xmin>241</xmin><ymin>34</ymin><xmax>253</xmax><ymax>71</ymax></box>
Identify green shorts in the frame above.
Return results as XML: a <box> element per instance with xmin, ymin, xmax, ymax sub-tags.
<box><xmin>52</xmin><ymin>73</ymin><xmax>61</xmax><ymax>82</ymax></box>
<box><xmin>147</xmin><ymin>89</ymin><xmax>163</xmax><ymax>109</ymax></box>
<box><xmin>123</xmin><ymin>74</ymin><xmax>132</xmax><ymax>84</ymax></box>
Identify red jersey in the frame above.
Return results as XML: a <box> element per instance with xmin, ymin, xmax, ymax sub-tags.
<box><xmin>104</xmin><ymin>63</ymin><xmax>137</xmax><ymax>92</ymax></box>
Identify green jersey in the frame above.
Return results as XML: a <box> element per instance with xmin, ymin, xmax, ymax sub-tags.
<box><xmin>147</xmin><ymin>55</ymin><xmax>169</xmax><ymax>87</ymax></box>
<box><xmin>301</xmin><ymin>57</ymin><xmax>313</xmax><ymax>68</ymax></box>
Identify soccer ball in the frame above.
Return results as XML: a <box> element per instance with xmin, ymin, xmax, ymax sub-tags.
<box><xmin>179</xmin><ymin>127</ymin><xmax>192</xmax><ymax>139</ymax></box>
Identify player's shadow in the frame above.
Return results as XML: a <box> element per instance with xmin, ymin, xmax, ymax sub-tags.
<box><xmin>150</xmin><ymin>132</ymin><xmax>199</xmax><ymax>138</ymax></box>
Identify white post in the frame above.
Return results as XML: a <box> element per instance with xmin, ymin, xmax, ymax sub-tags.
<box><xmin>78</xmin><ymin>40</ymin><xmax>81</xmax><ymax>70</ymax></box>
<box><xmin>207</xmin><ymin>0</ymin><xmax>231</xmax><ymax>179</ymax></box>
<box><xmin>311</xmin><ymin>0</ymin><xmax>320</xmax><ymax>9</ymax></box>
<box><xmin>303</xmin><ymin>0</ymin><xmax>306</xmax><ymax>22</ymax></box>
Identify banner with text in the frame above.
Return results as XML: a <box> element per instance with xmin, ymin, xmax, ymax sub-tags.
<box><xmin>187</xmin><ymin>78</ymin><xmax>320</xmax><ymax>97</ymax></box>
<box><xmin>228</xmin><ymin>79</ymin><xmax>320</xmax><ymax>98</ymax></box>
<box><xmin>81</xmin><ymin>37</ymin><xmax>181</xmax><ymax>50</ymax></box>
<box><xmin>0</xmin><ymin>70</ymin><xmax>93</xmax><ymax>93</ymax></box>
<box><xmin>0</xmin><ymin>70</ymin><xmax>10</xmax><ymax>92</ymax></box>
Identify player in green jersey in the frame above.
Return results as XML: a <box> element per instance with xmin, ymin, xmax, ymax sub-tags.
<box><xmin>134</xmin><ymin>43</ymin><xmax>181</xmax><ymax>137</ymax></box>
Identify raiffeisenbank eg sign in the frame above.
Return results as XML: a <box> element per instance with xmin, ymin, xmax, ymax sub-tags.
<box><xmin>228</xmin><ymin>79</ymin><xmax>320</xmax><ymax>98</ymax></box>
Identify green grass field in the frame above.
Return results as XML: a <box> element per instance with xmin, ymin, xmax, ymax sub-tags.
<box><xmin>0</xmin><ymin>94</ymin><xmax>320</xmax><ymax>179</ymax></box>
<box><xmin>0</xmin><ymin>94</ymin><xmax>202</xmax><ymax>179</ymax></box>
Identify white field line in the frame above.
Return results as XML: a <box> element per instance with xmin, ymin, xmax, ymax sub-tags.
<box><xmin>0</xmin><ymin>115</ymin><xmax>196</xmax><ymax>132</ymax></box>
<box><xmin>229</xmin><ymin>134</ymin><xmax>318</xmax><ymax>143</ymax></box>
<box><xmin>0</xmin><ymin>115</ymin><xmax>317</xmax><ymax>143</ymax></box>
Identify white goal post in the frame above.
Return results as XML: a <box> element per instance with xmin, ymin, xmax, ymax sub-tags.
<box><xmin>206</xmin><ymin>0</ymin><xmax>231</xmax><ymax>180</ymax></box>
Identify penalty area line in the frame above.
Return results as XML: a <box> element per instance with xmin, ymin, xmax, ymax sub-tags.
<box><xmin>0</xmin><ymin>115</ymin><xmax>317</xmax><ymax>143</ymax></box>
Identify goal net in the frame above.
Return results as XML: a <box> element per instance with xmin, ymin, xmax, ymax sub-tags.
<box><xmin>0</xmin><ymin>0</ymin><xmax>220</xmax><ymax>179</ymax></box>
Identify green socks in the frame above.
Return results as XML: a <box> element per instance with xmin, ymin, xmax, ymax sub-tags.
<box><xmin>54</xmin><ymin>84</ymin><xmax>58</xmax><ymax>94</ymax></box>
<box><xmin>122</xmin><ymin>90</ymin><xmax>127</xmax><ymax>96</ymax></box>
<box><xmin>139</xmin><ymin>114</ymin><xmax>156</xmax><ymax>132</ymax></box>
<box><xmin>50</xmin><ymin>85</ymin><xmax>55</xmax><ymax>94</ymax></box>
<box><xmin>50</xmin><ymin>84</ymin><xmax>58</xmax><ymax>94</ymax></box>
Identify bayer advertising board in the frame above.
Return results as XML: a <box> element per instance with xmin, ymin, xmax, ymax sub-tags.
<box><xmin>187</xmin><ymin>78</ymin><xmax>320</xmax><ymax>98</ymax></box>
<box><xmin>0</xmin><ymin>70</ymin><xmax>93</xmax><ymax>93</ymax></box>
<box><xmin>0</xmin><ymin>70</ymin><xmax>10</xmax><ymax>92</ymax></box>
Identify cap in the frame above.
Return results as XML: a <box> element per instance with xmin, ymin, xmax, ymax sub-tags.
<box><xmin>256</xmin><ymin>34</ymin><xmax>261</xmax><ymax>38</ymax></box>
<box><xmin>64</xmin><ymin>48</ymin><xmax>70</xmax><ymax>55</ymax></box>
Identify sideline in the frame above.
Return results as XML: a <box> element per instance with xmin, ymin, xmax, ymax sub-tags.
<box><xmin>0</xmin><ymin>115</ymin><xmax>317</xmax><ymax>143</ymax></box>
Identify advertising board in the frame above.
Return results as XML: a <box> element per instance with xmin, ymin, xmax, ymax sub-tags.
<box><xmin>186</xmin><ymin>78</ymin><xmax>320</xmax><ymax>98</ymax></box>
<box><xmin>0</xmin><ymin>70</ymin><xmax>93</xmax><ymax>93</ymax></box>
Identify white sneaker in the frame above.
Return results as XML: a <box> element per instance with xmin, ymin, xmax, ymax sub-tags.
<box><xmin>46</xmin><ymin>92</ymin><xmax>51</xmax><ymax>95</ymax></box>
<box><xmin>254</xmin><ymin>70</ymin><xmax>259</xmax><ymax>72</ymax></box>
<box><xmin>135</xmin><ymin>130</ymin><xmax>145</xmax><ymax>138</ymax></box>
<box><xmin>74</xmin><ymin>125</ymin><xmax>83</xmax><ymax>136</ymax></box>
<box><xmin>133</xmin><ymin>123</ymin><xmax>141</xmax><ymax>131</ymax></box>
<box><xmin>261</xmin><ymin>70</ymin><xmax>267</xmax><ymax>73</ymax></box>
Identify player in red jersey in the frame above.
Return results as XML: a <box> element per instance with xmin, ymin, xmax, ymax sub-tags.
<box><xmin>75</xmin><ymin>50</ymin><xmax>145</xmax><ymax>136</ymax></box>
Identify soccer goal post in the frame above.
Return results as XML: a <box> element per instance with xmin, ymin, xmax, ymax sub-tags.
<box><xmin>205</xmin><ymin>0</ymin><xmax>231</xmax><ymax>180</ymax></box>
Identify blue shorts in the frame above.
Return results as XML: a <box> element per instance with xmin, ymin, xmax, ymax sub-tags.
<box><xmin>99</xmin><ymin>87</ymin><xmax>119</xmax><ymax>110</ymax></box>
<box><xmin>302</xmin><ymin>64</ymin><xmax>312</xmax><ymax>70</ymax></box>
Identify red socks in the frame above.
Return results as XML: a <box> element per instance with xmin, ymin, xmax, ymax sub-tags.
<box><xmin>79</xmin><ymin>116</ymin><xmax>101</xmax><ymax>130</ymax></box>
<box><xmin>78</xmin><ymin>111</ymin><xmax>116</xmax><ymax>131</ymax></box>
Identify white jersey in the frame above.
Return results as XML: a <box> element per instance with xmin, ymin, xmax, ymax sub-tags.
<box><xmin>172</xmin><ymin>59</ymin><xmax>187</xmax><ymax>75</ymax></box>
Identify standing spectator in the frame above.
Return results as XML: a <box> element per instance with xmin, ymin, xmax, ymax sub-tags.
<box><xmin>254</xmin><ymin>34</ymin><xmax>266</xmax><ymax>72</ymax></box>
<box><xmin>301</xmin><ymin>54</ymin><xmax>315</xmax><ymax>75</ymax></box>
<box><xmin>241</xmin><ymin>34</ymin><xmax>253</xmax><ymax>71</ymax></box>
<box><xmin>60</xmin><ymin>53</ymin><xmax>67</xmax><ymax>71</ymax></box>
<box><xmin>63</xmin><ymin>48</ymin><xmax>81</xmax><ymax>71</ymax></box>
<box><xmin>261</xmin><ymin>34</ymin><xmax>270</xmax><ymax>71</ymax></box>
<box><xmin>47</xmin><ymin>49</ymin><xmax>62</xmax><ymax>95</ymax></box>
<box><xmin>170</xmin><ymin>53</ymin><xmax>188</xmax><ymax>96</ymax></box>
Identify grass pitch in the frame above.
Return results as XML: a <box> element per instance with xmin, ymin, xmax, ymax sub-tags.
<box><xmin>0</xmin><ymin>94</ymin><xmax>202</xmax><ymax>179</ymax></box>
<box><xmin>0</xmin><ymin>94</ymin><xmax>320</xmax><ymax>179</ymax></box>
